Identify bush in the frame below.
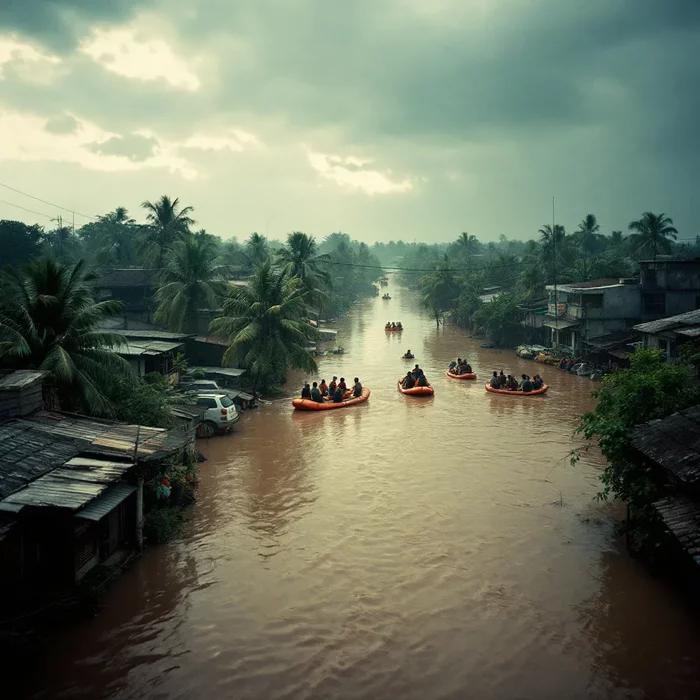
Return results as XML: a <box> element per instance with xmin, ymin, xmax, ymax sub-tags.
<box><xmin>143</xmin><ymin>507</ymin><xmax>184</xmax><ymax>544</ymax></box>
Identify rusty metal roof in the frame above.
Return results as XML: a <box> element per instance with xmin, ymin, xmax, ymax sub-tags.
<box><xmin>2</xmin><ymin>457</ymin><xmax>133</xmax><ymax>510</ymax></box>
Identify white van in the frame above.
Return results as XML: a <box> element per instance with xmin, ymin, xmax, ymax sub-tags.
<box><xmin>195</xmin><ymin>393</ymin><xmax>239</xmax><ymax>435</ymax></box>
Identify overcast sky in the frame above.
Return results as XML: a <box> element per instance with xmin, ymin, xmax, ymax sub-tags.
<box><xmin>0</xmin><ymin>0</ymin><xmax>697</xmax><ymax>244</ymax></box>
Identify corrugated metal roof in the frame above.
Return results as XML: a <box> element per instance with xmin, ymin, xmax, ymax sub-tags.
<box><xmin>0</xmin><ymin>370</ymin><xmax>47</xmax><ymax>390</ymax></box>
<box><xmin>192</xmin><ymin>336</ymin><xmax>228</xmax><ymax>346</ymax></box>
<box><xmin>2</xmin><ymin>456</ymin><xmax>133</xmax><ymax>510</ymax></box>
<box><xmin>75</xmin><ymin>481</ymin><xmax>137</xmax><ymax>521</ymax></box>
<box><xmin>198</xmin><ymin>366</ymin><xmax>245</xmax><ymax>378</ymax></box>
<box><xmin>634</xmin><ymin>309</ymin><xmax>700</xmax><ymax>334</ymax></box>
<box><xmin>677</xmin><ymin>326</ymin><xmax>700</xmax><ymax>338</ymax></box>
<box><xmin>114</xmin><ymin>330</ymin><xmax>192</xmax><ymax>341</ymax></box>
<box><xmin>542</xmin><ymin>316</ymin><xmax>580</xmax><ymax>330</ymax></box>
<box><xmin>170</xmin><ymin>405</ymin><xmax>207</xmax><ymax>420</ymax></box>
<box><xmin>116</xmin><ymin>340</ymin><xmax>184</xmax><ymax>356</ymax></box>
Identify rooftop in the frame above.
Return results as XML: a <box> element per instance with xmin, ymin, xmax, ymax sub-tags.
<box><xmin>653</xmin><ymin>495</ymin><xmax>700</xmax><ymax>566</ymax></box>
<box><xmin>584</xmin><ymin>329</ymin><xmax>641</xmax><ymax>352</ymax></box>
<box><xmin>542</xmin><ymin>316</ymin><xmax>579</xmax><ymax>330</ymax></box>
<box><xmin>113</xmin><ymin>329</ymin><xmax>192</xmax><ymax>341</ymax></box>
<box><xmin>630</xmin><ymin>405</ymin><xmax>700</xmax><ymax>485</ymax></box>
<box><xmin>546</xmin><ymin>278</ymin><xmax>627</xmax><ymax>293</ymax></box>
<box><xmin>96</xmin><ymin>268</ymin><xmax>157</xmax><ymax>288</ymax></box>
<box><xmin>115</xmin><ymin>340</ymin><xmax>184</xmax><ymax>356</ymax></box>
<box><xmin>634</xmin><ymin>309</ymin><xmax>700</xmax><ymax>335</ymax></box>
<box><xmin>0</xmin><ymin>370</ymin><xmax>47</xmax><ymax>390</ymax></box>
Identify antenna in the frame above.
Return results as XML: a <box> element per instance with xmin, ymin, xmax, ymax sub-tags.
<box><xmin>552</xmin><ymin>196</ymin><xmax>558</xmax><ymax>346</ymax></box>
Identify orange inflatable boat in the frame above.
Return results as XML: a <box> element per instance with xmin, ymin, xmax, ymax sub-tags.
<box><xmin>292</xmin><ymin>387</ymin><xmax>371</xmax><ymax>410</ymax></box>
<box><xmin>484</xmin><ymin>383</ymin><xmax>548</xmax><ymax>396</ymax></box>
<box><xmin>385</xmin><ymin>327</ymin><xmax>403</xmax><ymax>332</ymax></box>
<box><xmin>397</xmin><ymin>380</ymin><xmax>434</xmax><ymax>396</ymax></box>
<box><xmin>445</xmin><ymin>370</ymin><xmax>477</xmax><ymax>380</ymax></box>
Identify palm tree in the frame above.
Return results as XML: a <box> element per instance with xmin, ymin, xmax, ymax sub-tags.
<box><xmin>276</xmin><ymin>231</ymin><xmax>332</xmax><ymax>303</ymax></box>
<box><xmin>154</xmin><ymin>232</ymin><xmax>229</xmax><ymax>332</ymax></box>
<box><xmin>210</xmin><ymin>262</ymin><xmax>319</xmax><ymax>396</ymax></box>
<box><xmin>538</xmin><ymin>224</ymin><xmax>566</xmax><ymax>282</ymax></box>
<box><xmin>455</xmin><ymin>232</ymin><xmax>480</xmax><ymax>267</ymax></box>
<box><xmin>0</xmin><ymin>258</ymin><xmax>130</xmax><ymax>413</ymax></box>
<box><xmin>85</xmin><ymin>207</ymin><xmax>138</xmax><ymax>265</ymax></box>
<box><xmin>140</xmin><ymin>195</ymin><xmax>195</xmax><ymax>270</ymax></box>
<box><xmin>628</xmin><ymin>212</ymin><xmax>678</xmax><ymax>260</ymax></box>
<box><xmin>420</xmin><ymin>255</ymin><xmax>460</xmax><ymax>328</ymax></box>
<box><xmin>243</xmin><ymin>232</ymin><xmax>270</xmax><ymax>270</ymax></box>
<box><xmin>576</xmin><ymin>214</ymin><xmax>600</xmax><ymax>280</ymax></box>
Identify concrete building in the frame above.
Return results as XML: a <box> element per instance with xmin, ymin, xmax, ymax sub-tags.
<box><xmin>543</xmin><ymin>278</ymin><xmax>641</xmax><ymax>354</ymax></box>
<box><xmin>640</xmin><ymin>258</ymin><xmax>700</xmax><ymax>320</ymax></box>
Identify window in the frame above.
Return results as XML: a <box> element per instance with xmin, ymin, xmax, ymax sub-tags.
<box><xmin>220</xmin><ymin>397</ymin><xmax>234</xmax><ymax>408</ymax></box>
<box><xmin>196</xmin><ymin>398</ymin><xmax>217</xmax><ymax>408</ymax></box>
<box><xmin>643</xmin><ymin>293</ymin><xmax>665</xmax><ymax>315</ymax></box>
<box><xmin>583</xmin><ymin>295</ymin><xmax>603</xmax><ymax>308</ymax></box>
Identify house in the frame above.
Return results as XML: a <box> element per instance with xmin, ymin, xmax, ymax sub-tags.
<box><xmin>543</xmin><ymin>278</ymin><xmax>641</xmax><ymax>354</ymax></box>
<box><xmin>628</xmin><ymin>406</ymin><xmax>700</xmax><ymax>572</ymax></box>
<box><xmin>634</xmin><ymin>309</ymin><xmax>700</xmax><ymax>362</ymax></box>
<box><xmin>0</xmin><ymin>370</ymin><xmax>46</xmax><ymax>420</ymax></box>
<box><xmin>478</xmin><ymin>286</ymin><xmax>503</xmax><ymax>304</ymax></box>
<box><xmin>639</xmin><ymin>258</ymin><xmax>700</xmax><ymax>320</ymax></box>
<box><xmin>0</xmin><ymin>409</ymin><xmax>191</xmax><ymax>598</ymax></box>
<box><xmin>95</xmin><ymin>268</ymin><xmax>157</xmax><ymax>322</ymax></box>
<box><xmin>115</xmin><ymin>339</ymin><xmax>186</xmax><ymax>379</ymax></box>
<box><xmin>519</xmin><ymin>297</ymin><xmax>548</xmax><ymax>344</ymax></box>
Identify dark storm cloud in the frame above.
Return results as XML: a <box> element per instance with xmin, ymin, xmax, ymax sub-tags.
<box><xmin>89</xmin><ymin>133</ymin><xmax>158</xmax><ymax>161</ymax></box>
<box><xmin>0</xmin><ymin>0</ymin><xmax>152</xmax><ymax>49</ymax></box>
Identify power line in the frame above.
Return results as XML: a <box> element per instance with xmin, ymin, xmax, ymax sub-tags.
<box><xmin>0</xmin><ymin>181</ymin><xmax>96</xmax><ymax>220</ymax></box>
<box><xmin>0</xmin><ymin>198</ymin><xmax>54</xmax><ymax>220</ymax></box>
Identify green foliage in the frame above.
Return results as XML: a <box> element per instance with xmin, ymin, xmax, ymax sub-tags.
<box><xmin>143</xmin><ymin>507</ymin><xmax>185</xmax><ymax>544</ymax></box>
<box><xmin>210</xmin><ymin>262</ymin><xmax>319</xmax><ymax>393</ymax></box>
<box><xmin>154</xmin><ymin>231</ymin><xmax>228</xmax><ymax>332</ymax></box>
<box><xmin>471</xmin><ymin>293</ymin><xmax>524</xmax><ymax>345</ymax></box>
<box><xmin>104</xmin><ymin>374</ymin><xmax>179</xmax><ymax>428</ymax></box>
<box><xmin>0</xmin><ymin>258</ymin><xmax>131</xmax><ymax>414</ymax></box>
<box><xmin>419</xmin><ymin>255</ymin><xmax>460</xmax><ymax>327</ymax></box>
<box><xmin>574</xmin><ymin>349</ymin><xmax>699</xmax><ymax>548</ymax></box>
<box><xmin>628</xmin><ymin>211</ymin><xmax>678</xmax><ymax>259</ymax></box>
<box><xmin>140</xmin><ymin>195</ymin><xmax>195</xmax><ymax>270</ymax></box>
<box><xmin>0</xmin><ymin>220</ymin><xmax>43</xmax><ymax>268</ymax></box>
<box><xmin>276</xmin><ymin>231</ymin><xmax>331</xmax><ymax>307</ymax></box>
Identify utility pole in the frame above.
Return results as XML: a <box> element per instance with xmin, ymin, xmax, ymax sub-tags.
<box><xmin>552</xmin><ymin>197</ymin><xmax>558</xmax><ymax>349</ymax></box>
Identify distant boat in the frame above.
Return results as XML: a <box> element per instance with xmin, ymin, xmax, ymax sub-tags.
<box><xmin>382</xmin><ymin>294</ymin><xmax>391</xmax><ymax>300</ymax></box>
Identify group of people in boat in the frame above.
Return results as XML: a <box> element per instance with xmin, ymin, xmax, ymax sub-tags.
<box><xmin>489</xmin><ymin>371</ymin><xmax>544</xmax><ymax>392</ymax></box>
<box><xmin>402</xmin><ymin>364</ymin><xmax>429</xmax><ymax>389</ymax></box>
<box><xmin>300</xmin><ymin>376</ymin><xmax>363</xmax><ymax>403</ymax></box>
<box><xmin>385</xmin><ymin>321</ymin><xmax>403</xmax><ymax>330</ymax></box>
<box><xmin>448</xmin><ymin>357</ymin><xmax>473</xmax><ymax>375</ymax></box>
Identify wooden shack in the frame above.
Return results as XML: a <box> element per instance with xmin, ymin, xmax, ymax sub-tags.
<box><xmin>0</xmin><ymin>370</ymin><xmax>46</xmax><ymax>421</ymax></box>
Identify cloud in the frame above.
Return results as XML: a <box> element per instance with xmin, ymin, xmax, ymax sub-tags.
<box><xmin>183</xmin><ymin>129</ymin><xmax>260</xmax><ymax>152</ymax></box>
<box><xmin>45</xmin><ymin>114</ymin><xmax>79</xmax><ymax>134</ymax></box>
<box><xmin>79</xmin><ymin>26</ymin><xmax>200</xmax><ymax>91</ymax></box>
<box><xmin>89</xmin><ymin>133</ymin><xmax>159</xmax><ymax>161</ymax></box>
<box><xmin>307</xmin><ymin>151</ymin><xmax>412</xmax><ymax>195</ymax></box>
<box><xmin>0</xmin><ymin>34</ymin><xmax>60</xmax><ymax>82</ymax></box>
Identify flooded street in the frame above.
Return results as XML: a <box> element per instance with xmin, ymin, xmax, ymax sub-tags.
<box><xmin>21</xmin><ymin>284</ymin><xmax>700</xmax><ymax>700</ymax></box>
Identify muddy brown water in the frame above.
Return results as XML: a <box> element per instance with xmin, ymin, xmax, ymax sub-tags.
<box><xmin>18</xmin><ymin>284</ymin><xmax>700</xmax><ymax>699</ymax></box>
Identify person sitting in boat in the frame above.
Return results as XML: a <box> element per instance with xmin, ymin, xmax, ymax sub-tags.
<box><xmin>507</xmin><ymin>375</ymin><xmax>519</xmax><ymax>391</ymax></box>
<box><xmin>519</xmin><ymin>374</ymin><xmax>529</xmax><ymax>388</ymax></box>
<box><xmin>333</xmin><ymin>385</ymin><xmax>344</xmax><ymax>402</ymax></box>
<box><xmin>311</xmin><ymin>381</ymin><xmax>323</xmax><ymax>403</ymax></box>
<box><xmin>319</xmin><ymin>378</ymin><xmax>328</xmax><ymax>396</ymax></box>
<box><xmin>301</xmin><ymin>383</ymin><xmax>312</xmax><ymax>399</ymax></box>
<box><xmin>417</xmin><ymin>372</ymin><xmax>428</xmax><ymax>387</ymax></box>
<box><xmin>328</xmin><ymin>376</ymin><xmax>338</xmax><ymax>395</ymax></box>
<box><xmin>464</xmin><ymin>363</ymin><xmax>472</xmax><ymax>374</ymax></box>
<box><xmin>403</xmin><ymin>350</ymin><xmax>414</xmax><ymax>359</ymax></box>
<box><xmin>403</xmin><ymin>371</ymin><xmax>415</xmax><ymax>389</ymax></box>
<box><xmin>449</xmin><ymin>360</ymin><xmax>457</xmax><ymax>371</ymax></box>
<box><xmin>352</xmin><ymin>377</ymin><xmax>363</xmax><ymax>397</ymax></box>
<box><xmin>386</xmin><ymin>321</ymin><xmax>391</xmax><ymax>329</ymax></box>
<box><xmin>490</xmin><ymin>371</ymin><xmax>501</xmax><ymax>389</ymax></box>
<box><xmin>532</xmin><ymin>375</ymin><xmax>543</xmax><ymax>390</ymax></box>
<box><xmin>397</xmin><ymin>321</ymin><xmax>403</xmax><ymax>329</ymax></box>
<box><xmin>522</xmin><ymin>376</ymin><xmax>534</xmax><ymax>392</ymax></box>
<box><xmin>338</xmin><ymin>377</ymin><xmax>347</xmax><ymax>393</ymax></box>
<box><xmin>498</xmin><ymin>370</ymin><xmax>507</xmax><ymax>386</ymax></box>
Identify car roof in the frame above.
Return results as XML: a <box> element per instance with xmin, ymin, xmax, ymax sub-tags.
<box><xmin>195</xmin><ymin>392</ymin><xmax>228</xmax><ymax>399</ymax></box>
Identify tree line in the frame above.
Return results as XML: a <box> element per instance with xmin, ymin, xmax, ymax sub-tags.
<box><xmin>0</xmin><ymin>195</ymin><xmax>383</xmax><ymax>420</ymax></box>
<box><xmin>398</xmin><ymin>211</ymin><xmax>687</xmax><ymax>344</ymax></box>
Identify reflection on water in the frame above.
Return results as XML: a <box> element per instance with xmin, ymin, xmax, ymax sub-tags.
<box><xmin>17</xmin><ymin>281</ymin><xmax>700</xmax><ymax>700</ymax></box>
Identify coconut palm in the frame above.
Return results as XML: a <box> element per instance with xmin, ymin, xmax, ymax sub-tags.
<box><xmin>80</xmin><ymin>207</ymin><xmax>139</xmax><ymax>266</ymax></box>
<box><xmin>575</xmin><ymin>214</ymin><xmax>601</xmax><ymax>280</ymax></box>
<box><xmin>420</xmin><ymin>255</ymin><xmax>460</xmax><ymax>328</ymax></box>
<box><xmin>154</xmin><ymin>232</ymin><xmax>229</xmax><ymax>333</ymax></box>
<box><xmin>243</xmin><ymin>232</ymin><xmax>270</xmax><ymax>270</ymax></box>
<box><xmin>628</xmin><ymin>212</ymin><xmax>678</xmax><ymax>259</ymax></box>
<box><xmin>455</xmin><ymin>232</ymin><xmax>480</xmax><ymax>267</ymax></box>
<box><xmin>210</xmin><ymin>262</ymin><xmax>319</xmax><ymax>396</ymax></box>
<box><xmin>538</xmin><ymin>224</ymin><xmax>567</xmax><ymax>281</ymax></box>
<box><xmin>140</xmin><ymin>195</ymin><xmax>195</xmax><ymax>270</ymax></box>
<box><xmin>276</xmin><ymin>231</ymin><xmax>332</xmax><ymax>301</ymax></box>
<box><xmin>0</xmin><ymin>258</ymin><xmax>130</xmax><ymax>413</ymax></box>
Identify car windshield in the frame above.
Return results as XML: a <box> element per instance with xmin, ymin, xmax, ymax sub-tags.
<box><xmin>220</xmin><ymin>397</ymin><xmax>234</xmax><ymax>408</ymax></box>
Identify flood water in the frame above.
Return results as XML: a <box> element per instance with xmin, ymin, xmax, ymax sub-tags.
<box><xmin>18</xmin><ymin>283</ymin><xmax>700</xmax><ymax>699</ymax></box>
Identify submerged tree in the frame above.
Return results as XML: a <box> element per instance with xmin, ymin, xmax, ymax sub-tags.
<box><xmin>210</xmin><ymin>262</ymin><xmax>319</xmax><ymax>396</ymax></box>
<box><xmin>628</xmin><ymin>211</ymin><xmax>678</xmax><ymax>260</ymax></box>
<box><xmin>0</xmin><ymin>258</ymin><xmax>130</xmax><ymax>413</ymax></box>
<box><xmin>154</xmin><ymin>232</ymin><xmax>229</xmax><ymax>333</ymax></box>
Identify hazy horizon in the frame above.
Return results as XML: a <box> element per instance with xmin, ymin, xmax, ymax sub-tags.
<box><xmin>0</xmin><ymin>0</ymin><xmax>698</xmax><ymax>244</ymax></box>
